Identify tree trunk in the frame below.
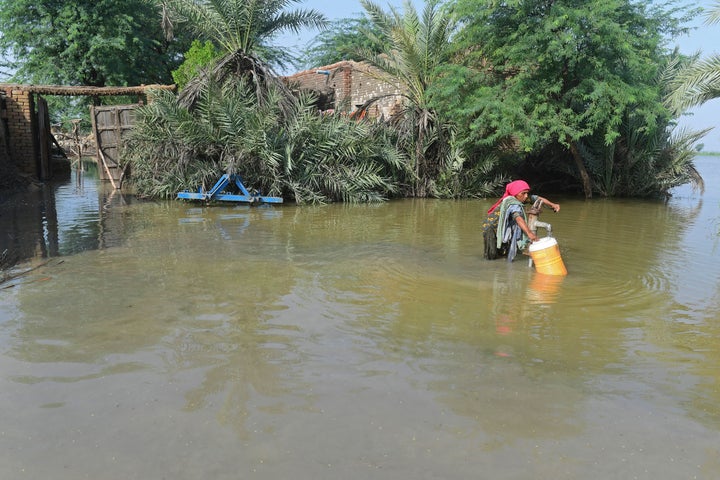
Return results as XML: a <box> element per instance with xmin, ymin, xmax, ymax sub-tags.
<box><xmin>569</xmin><ymin>141</ymin><xmax>592</xmax><ymax>199</ymax></box>
<box><xmin>415</xmin><ymin>126</ymin><xmax>425</xmax><ymax>197</ymax></box>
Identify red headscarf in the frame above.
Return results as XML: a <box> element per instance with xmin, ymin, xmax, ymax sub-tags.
<box><xmin>487</xmin><ymin>180</ymin><xmax>530</xmax><ymax>214</ymax></box>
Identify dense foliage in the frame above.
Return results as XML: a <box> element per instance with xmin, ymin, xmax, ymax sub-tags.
<box><xmin>1</xmin><ymin>0</ymin><xmax>708</xmax><ymax>201</ymax></box>
<box><xmin>126</xmin><ymin>84</ymin><xmax>407</xmax><ymax>203</ymax></box>
<box><xmin>171</xmin><ymin>40</ymin><xmax>221</xmax><ymax>91</ymax></box>
<box><xmin>0</xmin><ymin>0</ymin><xmax>186</xmax><ymax>86</ymax></box>
<box><xmin>126</xmin><ymin>0</ymin><xmax>398</xmax><ymax>205</ymax></box>
<box><xmin>357</xmin><ymin>0</ymin><xmax>467</xmax><ymax>198</ymax></box>
<box><xmin>437</xmin><ymin>0</ymin><xmax>702</xmax><ymax>198</ymax></box>
<box><xmin>0</xmin><ymin>0</ymin><xmax>191</xmax><ymax>125</ymax></box>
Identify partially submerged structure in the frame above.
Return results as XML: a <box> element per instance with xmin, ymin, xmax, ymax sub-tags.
<box><xmin>0</xmin><ymin>84</ymin><xmax>174</xmax><ymax>187</ymax></box>
<box><xmin>1</xmin><ymin>62</ymin><xmax>401</xmax><ymax>190</ymax></box>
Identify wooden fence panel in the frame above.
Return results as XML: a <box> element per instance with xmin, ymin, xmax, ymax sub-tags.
<box><xmin>90</xmin><ymin>104</ymin><xmax>136</xmax><ymax>187</ymax></box>
<box><xmin>36</xmin><ymin>96</ymin><xmax>52</xmax><ymax>181</ymax></box>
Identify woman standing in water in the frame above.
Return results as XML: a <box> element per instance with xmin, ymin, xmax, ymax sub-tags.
<box><xmin>483</xmin><ymin>180</ymin><xmax>560</xmax><ymax>261</ymax></box>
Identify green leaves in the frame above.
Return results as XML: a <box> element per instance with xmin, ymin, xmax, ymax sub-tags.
<box><xmin>172</xmin><ymin>40</ymin><xmax>222</xmax><ymax>90</ymax></box>
<box><xmin>666</xmin><ymin>53</ymin><xmax>720</xmax><ymax>113</ymax></box>
<box><xmin>163</xmin><ymin>0</ymin><xmax>326</xmax><ymax>67</ymax></box>
<box><xmin>440</xmin><ymin>0</ymin><xmax>696</xmax><ymax>197</ymax></box>
<box><xmin>125</xmin><ymin>81</ymin><xmax>406</xmax><ymax>204</ymax></box>
<box><xmin>0</xmin><ymin>0</ymin><xmax>187</xmax><ymax>87</ymax></box>
<box><xmin>357</xmin><ymin>0</ymin><xmax>462</xmax><ymax>198</ymax></box>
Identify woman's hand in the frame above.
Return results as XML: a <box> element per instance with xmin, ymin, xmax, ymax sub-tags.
<box><xmin>537</xmin><ymin>196</ymin><xmax>560</xmax><ymax>213</ymax></box>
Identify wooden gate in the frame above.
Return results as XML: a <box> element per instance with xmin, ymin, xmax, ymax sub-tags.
<box><xmin>90</xmin><ymin>104</ymin><xmax>136</xmax><ymax>188</ymax></box>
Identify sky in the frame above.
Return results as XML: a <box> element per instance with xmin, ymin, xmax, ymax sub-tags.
<box><xmin>280</xmin><ymin>0</ymin><xmax>720</xmax><ymax>151</ymax></box>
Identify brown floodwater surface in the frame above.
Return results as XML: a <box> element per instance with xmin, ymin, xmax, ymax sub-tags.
<box><xmin>1</xmin><ymin>158</ymin><xmax>719</xmax><ymax>479</ymax></box>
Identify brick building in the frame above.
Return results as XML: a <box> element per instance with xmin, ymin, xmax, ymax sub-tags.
<box><xmin>285</xmin><ymin>60</ymin><xmax>403</xmax><ymax>119</ymax></box>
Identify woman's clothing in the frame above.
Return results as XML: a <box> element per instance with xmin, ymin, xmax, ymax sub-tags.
<box><xmin>482</xmin><ymin>209</ymin><xmax>502</xmax><ymax>259</ymax></box>
<box><xmin>483</xmin><ymin>194</ymin><xmax>537</xmax><ymax>262</ymax></box>
<box><xmin>497</xmin><ymin>196</ymin><xmax>530</xmax><ymax>262</ymax></box>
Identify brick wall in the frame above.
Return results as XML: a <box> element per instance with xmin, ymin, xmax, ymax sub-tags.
<box><xmin>349</xmin><ymin>63</ymin><xmax>403</xmax><ymax>118</ymax></box>
<box><xmin>0</xmin><ymin>83</ymin><xmax>172</xmax><ymax>183</ymax></box>
<box><xmin>286</xmin><ymin>60</ymin><xmax>403</xmax><ymax>118</ymax></box>
<box><xmin>1</xmin><ymin>85</ymin><xmax>37</xmax><ymax>177</ymax></box>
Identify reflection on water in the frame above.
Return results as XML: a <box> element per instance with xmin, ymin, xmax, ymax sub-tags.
<box><xmin>0</xmin><ymin>162</ymin><xmax>137</xmax><ymax>268</ymax></box>
<box><xmin>1</xmin><ymin>158</ymin><xmax>719</xmax><ymax>479</ymax></box>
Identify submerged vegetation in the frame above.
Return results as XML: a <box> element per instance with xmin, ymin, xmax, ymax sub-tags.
<box><xmin>126</xmin><ymin>82</ymin><xmax>406</xmax><ymax>203</ymax></box>
<box><xmin>1</xmin><ymin>0</ymin><xmax>715</xmax><ymax>201</ymax></box>
<box><xmin>438</xmin><ymin>0</ymin><xmax>705</xmax><ymax>199</ymax></box>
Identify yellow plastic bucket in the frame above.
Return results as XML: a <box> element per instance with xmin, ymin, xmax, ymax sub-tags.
<box><xmin>528</xmin><ymin>237</ymin><xmax>567</xmax><ymax>276</ymax></box>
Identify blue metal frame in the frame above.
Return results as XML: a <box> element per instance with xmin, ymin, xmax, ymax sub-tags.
<box><xmin>177</xmin><ymin>174</ymin><xmax>283</xmax><ymax>204</ymax></box>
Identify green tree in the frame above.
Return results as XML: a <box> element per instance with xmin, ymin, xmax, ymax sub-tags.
<box><xmin>162</xmin><ymin>0</ymin><xmax>326</xmax><ymax>107</ymax></box>
<box><xmin>359</xmin><ymin>0</ymin><xmax>463</xmax><ymax>198</ymax></box>
<box><xmin>171</xmin><ymin>39</ymin><xmax>221</xmax><ymax>90</ymax></box>
<box><xmin>302</xmin><ymin>16</ymin><xmax>389</xmax><ymax>68</ymax></box>
<box><xmin>0</xmin><ymin>0</ymin><xmax>186</xmax><ymax>86</ymax></box>
<box><xmin>666</xmin><ymin>2</ymin><xmax>720</xmax><ymax>113</ymax></box>
<box><xmin>444</xmin><ymin>0</ymin><xmax>695</xmax><ymax>198</ymax></box>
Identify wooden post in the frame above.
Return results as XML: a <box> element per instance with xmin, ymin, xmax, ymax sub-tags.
<box><xmin>36</xmin><ymin>95</ymin><xmax>51</xmax><ymax>181</ymax></box>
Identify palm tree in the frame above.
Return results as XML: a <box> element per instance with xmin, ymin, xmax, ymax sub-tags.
<box><xmin>128</xmin><ymin>1</ymin><xmax>411</xmax><ymax>204</ymax></box>
<box><xmin>160</xmin><ymin>0</ymin><xmax>326</xmax><ymax>108</ymax></box>
<box><xmin>359</xmin><ymin>0</ymin><xmax>463</xmax><ymax>198</ymax></box>
<box><xmin>126</xmin><ymin>81</ymin><xmax>406</xmax><ymax>202</ymax></box>
<box><xmin>666</xmin><ymin>3</ymin><xmax>720</xmax><ymax>113</ymax></box>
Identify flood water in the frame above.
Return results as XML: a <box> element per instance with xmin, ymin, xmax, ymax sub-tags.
<box><xmin>1</xmin><ymin>158</ymin><xmax>719</xmax><ymax>479</ymax></box>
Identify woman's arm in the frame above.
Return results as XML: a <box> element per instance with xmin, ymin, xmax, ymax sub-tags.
<box><xmin>515</xmin><ymin>215</ymin><xmax>538</xmax><ymax>242</ymax></box>
<box><xmin>536</xmin><ymin>196</ymin><xmax>560</xmax><ymax>212</ymax></box>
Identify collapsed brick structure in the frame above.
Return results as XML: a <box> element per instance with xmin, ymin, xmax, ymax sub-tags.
<box><xmin>285</xmin><ymin>60</ymin><xmax>403</xmax><ymax>119</ymax></box>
